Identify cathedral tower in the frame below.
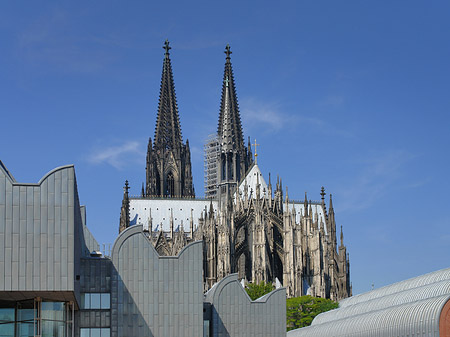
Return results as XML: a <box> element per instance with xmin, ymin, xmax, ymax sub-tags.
<box><xmin>217</xmin><ymin>45</ymin><xmax>252</xmax><ymax>205</ymax></box>
<box><xmin>145</xmin><ymin>40</ymin><xmax>194</xmax><ymax>198</ymax></box>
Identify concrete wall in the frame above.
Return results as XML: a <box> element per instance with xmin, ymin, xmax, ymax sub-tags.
<box><xmin>205</xmin><ymin>274</ymin><xmax>286</xmax><ymax>337</ymax></box>
<box><xmin>0</xmin><ymin>163</ymin><xmax>83</xmax><ymax>296</ymax></box>
<box><xmin>111</xmin><ymin>225</ymin><xmax>203</xmax><ymax>337</ymax></box>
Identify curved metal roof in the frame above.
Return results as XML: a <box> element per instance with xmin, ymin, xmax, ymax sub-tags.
<box><xmin>339</xmin><ymin>267</ymin><xmax>450</xmax><ymax>308</ymax></box>
<box><xmin>288</xmin><ymin>294</ymin><xmax>450</xmax><ymax>337</ymax></box>
<box><xmin>313</xmin><ymin>279</ymin><xmax>450</xmax><ymax>326</ymax></box>
<box><xmin>288</xmin><ymin>268</ymin><xmax>450</xmax><ymax>336</ymax></box>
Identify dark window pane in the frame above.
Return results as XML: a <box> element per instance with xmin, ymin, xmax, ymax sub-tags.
<box><xmin>17</xmin><ymin>308</ymin><xmax>34</xmax><ymax>322</ymax></box>
<box><xmin>0</xmin><ymin>308</ymin><xmax>15</xmax><ymax>323</ymax></box>
<box><xmin>16</xmin><ymin>322</ymin><xmax>34</xmax><ymax>337</ymax></box>
<box><xmin>0</xmin><ymin>322</ymin><xmax>14</xmax><ymax>337</ymax></box>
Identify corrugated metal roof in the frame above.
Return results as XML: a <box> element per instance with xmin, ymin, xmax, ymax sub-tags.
<box><xmin>288</xmin><ymin>268</ymin><xmax>450</xmax><ymax>337</ymax></box>
<box><xmin>288</xmin><ymin>294</ymin><xmax>449</xmax><ymax>337</ymax></box>
<box><xmin>313</xmin><ymin>279</ymin><xmax>450</xmax><ymax>326</ymax></box>
<box><xmin>339</xmin><ymin>267</ymin><xmax>450</xmax><ymax>308</ymax></box>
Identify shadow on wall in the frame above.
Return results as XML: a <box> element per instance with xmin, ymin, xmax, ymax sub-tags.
<box><xmin>205</xmin><ymin>274</ymin><xmax>286</xmax><ymax>337</ymax></box>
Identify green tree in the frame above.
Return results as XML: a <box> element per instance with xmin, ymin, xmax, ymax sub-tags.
<box><xmin>286</xmin><ymin>295</ymin><xmax>338</xmax><ymax>331</ymax></box>
<box><xmin>244</xmin><ymin>281</ymin><xmax>275</xmax><ymax>300</ymax></box>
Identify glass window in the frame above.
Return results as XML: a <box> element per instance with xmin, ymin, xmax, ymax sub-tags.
<box><xmin>42</xmin><ymin>302</ymin><xmax>65</xmax><ymax>321</ymax></box>
<box><xmin>101</xmin><ymin>328</ymin><xmax>110</xmax><ymax>337</ymax></box>
<box><xmin>41</xmin><ymin>320</ymin><xmax>65</xmax><ymax>337</ymax></box>
<box><xmin>90</xmin><ymin>294</ymin><xmax>101</xmax><ymax>309</ymax></box>
<box><xmin>0</xmin><ymin>323</ymin><xmax>14</xmax><ymax>337</ymax></box>
<box><xmin>203</xmin><ymin>320</ymin><xmax>210</xmax><ymax>337</ymax></box>
<box><xmin>1</xmin><ymin>300</ymin><xmax>73</xmax><ymax>337</ymax></box>
<box><xmin>100</xmin><ymin>294</ymin><xmax>110</xmax><ymax>309</ymax></box>
<box><xmin>82</xmin><ymin>294</ymin><xmax>91</xmax><ymax>309</ymax></box>
<box><xmin>16</xmin><ymin>321</ymin><xmax>34</xmax><ymax>337</ymax></box>
<box><xmin>81</xmin><ymin>293</ymin><xmax>111</xmax><ymax>310</ymax></box>
<box><xmin>0</xmin><ymin>308</ymin><xmax>15</xmax><ymax>323</ymax></box>
<box><xmin>79</xmin><ymin>328</ymin><xmax>110</xmax><ymax>337</ymax></box>
<box><xmin>80</xmin><ymin>328</ymin><xmax>90</xmax><ymax>337</ymax></box>
<box><xmin>90</xmin><ymin>328</ymin><xmax>101</xmax><ymax>337</ymax></box>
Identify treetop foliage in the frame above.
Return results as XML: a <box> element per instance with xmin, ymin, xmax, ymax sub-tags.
<box><xmin>244</xmin><ymin>281</ymin><xmax>275</xmax><ymax>301</ymax></box>
<box><xmin>286</xmin><ymin>295</ymin><xmax>338</xmax><ymax>331</ymax></box>
<box><xmin>243</xmin><ymin>282</ymin><xmax>338</xmax><ymax>332</ymax></box>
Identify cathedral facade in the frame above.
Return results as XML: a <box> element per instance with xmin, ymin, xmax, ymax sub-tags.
<box><xmin>119</xmin><ymin>41</ymin><xmax>351</xmax><ymax>300</ymax></box>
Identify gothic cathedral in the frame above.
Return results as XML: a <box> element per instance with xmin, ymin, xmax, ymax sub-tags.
<box><xmin>119</xmin><ymin>41</ymin><xmax>351</xmax><ymax>300</ymax></box>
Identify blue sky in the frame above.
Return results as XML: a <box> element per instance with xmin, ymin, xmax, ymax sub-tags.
<box><xmin>1</xmin><ymin>1</ymin><xmax>449</xmax><ymax>295</ymax></box>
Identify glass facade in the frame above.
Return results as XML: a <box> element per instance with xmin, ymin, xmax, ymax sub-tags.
<box><xmin>79</xmin><ymin>328</ymin><xmax>110</xmax><ymax>337</ymax></box>
<box><xmin>80</xmin><ymin>294</ymin><xmax>110</xmax><ymax>310</ymax></box>
<box><xmin>0</xmin><ymin>299</ymin><xmax>73</xmax><ymax>337</ymax></box>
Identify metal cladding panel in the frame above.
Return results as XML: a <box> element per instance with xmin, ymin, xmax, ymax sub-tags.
<box><xmin>111</xmin><ymin>225</ymin><xmax>203</xmax><ymax>337</ymax></box>
<box><xmin>288</xmin><ymin>294</ymin><xmax>450</xmax><ymax>337</ymax></box>
<box><xmin>205</xmin><ymin>273</ymin><xmax>286</xmax><ymax>337</ymax></box>
<box><xmin>339</xmin><ymin>267</ymin><xmax>450</xmax><ymax>308</ymax></box>
<box><xmin>313</xmin><ymin>279</ymin><xmax>450</xmax><ymax>326</ymax></box>
<box><xmin>0</xmin><ymin>164</ymin><xmax>81</xmax><ymax>293</ymax></box>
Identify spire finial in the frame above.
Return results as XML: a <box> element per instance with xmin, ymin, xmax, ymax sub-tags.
<box><xmin>163</xmin><ymin>39</ymin><xmax>171</xmax><ymax>57</ymax></box>
<box><xmin>225</xmin><ymin>44</ymin><xmax>232</xmax><ymax>60</ymax></box>
<box><xmin>252</xmin><ymin>139</ymin><xmax>260</xmax><ymax>164</ymax></box>
<box><xmin>320</xmin><ymin>186</ymin><xmax>326</xmax><ymax>202</ymax></box>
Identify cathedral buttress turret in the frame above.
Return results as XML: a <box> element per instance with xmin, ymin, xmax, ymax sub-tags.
<box><xmin>119</xmin><ymin>180</ymin><xmax>130</xmax><ymax>233</ymax></box>
<box><xmin>145</xmin><ymin>40</ymin><xmax>194</xmax><ymax>198</ymax></box>
<box><xmin>217</xmin><ymin>44</ymin><xmax>252</xmax><ymax>207</ymax></box>
<box><xmin>328</xmin><ymin>194</ymin><xmax>337</xmax><ymax>246</ymax></box>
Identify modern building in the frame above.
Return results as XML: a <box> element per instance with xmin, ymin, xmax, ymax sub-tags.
<box><xmin>0</xmin><ymin>161</ymin><xmax>286</xmax><ymax>337</ymax></box>
<box><xmin>120</xmin><ymin>41</ymin><xmax>351</xmax><ymax>300</ymax></box>
<box><xmin>287</xmin><ymin>268</ymin><xmax>450</xmax><ymax>336</ymax></box>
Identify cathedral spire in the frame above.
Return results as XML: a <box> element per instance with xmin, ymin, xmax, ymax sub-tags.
<box><xmin>217</xmin><ymin>44</ymin><xmax>245</xmax><ymax>152</ymax></box>
<box><xmin>217</xmin><ymin>45</ymin><xmax>252</xmax><ymax>208</ymax></box>
<box><xmin>154</xmin><ymin>39</ymin><xmax>183</xmax><ymax>150</ymax></box>
<box><xmin>220</xmin><ymin>75</ymin><xmax>234</xmax><ymax>152</ymax></box>
<box><xmin>146</xmin><ymin>41</ymin><xmax>194</xmax><ymax>198</ymax></box>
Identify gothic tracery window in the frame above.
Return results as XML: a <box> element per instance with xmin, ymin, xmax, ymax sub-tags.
<box><xmin>166</xmin><ymin>172</ymin><xmax>175</xmax><ymax>197</ymax></box>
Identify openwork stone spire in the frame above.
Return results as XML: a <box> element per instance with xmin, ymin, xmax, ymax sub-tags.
<box><xmin>154</xmin><ymin>39</ymin><xmax>183</xmax><ymax>150</ymax></box>
<box><xmin>217</xmin><ymin>44</ymin><xmax>252</xmax><ymax>208</ymax></box>
<box><xmin>217</xmin><ymin>44</ymin><xmax>245</xmax><ymax>152</ymax></box>
<box><xmin>145</xmin><ymin>40</ymin><xmax>194</xmax><ymax>198</ymax></box>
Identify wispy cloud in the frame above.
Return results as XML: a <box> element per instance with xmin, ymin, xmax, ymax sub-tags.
<box><xmin>16</xmin><ymin>9</ymin><xmax>118</xmax><ymax>73</ymax></box>
<box><xmin>240</xmin><ymin>97</ymin><xmax>298</xmax><ymax>133</ymax></box>
<box><xmin>239</xmin><ymin>97</ymin><xmax>354</xmax><ymax>138</ymax></box>
<box><xmin>337</xmin><ymin>150</ymin><xmax>417</xmax><ymax>212</ymax></box>
<box><xmin>87</xmin><ymin>141</ymin><xmax>144</xmax><ymax>170</ymax></box>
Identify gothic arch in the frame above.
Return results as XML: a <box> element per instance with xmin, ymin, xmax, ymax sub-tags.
<box><xmin>164</xmin><ymin>165</ymin><xmax>179</xmax><ymax>197</ymax></box>
<box><xmin>156</xmin><ymin>243</ymin><xmax>170</xmax><ymax>256</ymax></box>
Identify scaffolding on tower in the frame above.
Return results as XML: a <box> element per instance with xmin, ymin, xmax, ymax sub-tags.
<box><xmin>204</xmin><ymin>134</ymin><xmax>220</xmax><ymax>199</ymax></box>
